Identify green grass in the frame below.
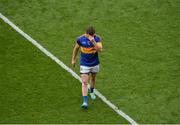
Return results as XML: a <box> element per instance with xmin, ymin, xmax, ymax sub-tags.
<box><xmin>0</xmin><ymin>0</ymin><xmax>180</xmax><ymax>123</ymax></box>
<box><xmin>0</xmin><ymin>20</ymin><xmax>127</xmax><ymax>123</ymax></box>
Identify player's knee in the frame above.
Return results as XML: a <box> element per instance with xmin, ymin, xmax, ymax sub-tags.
<box><xmin>81</xmin><ymin>74</ymin><xmax>88</xmax><ymax>87</ymax></box>
<box><xmin>81</xmin><ymin>76</ymin><xmax>88</xmax><ymax>83</ymax></box>
<box><xmin>91</xmin><ymin>76</ymin><xmax>96</xmax><ymax>82</ymax></box>
<box><xmin>82</xmin><ymin>81</ymin><xmax>88</xmax><ymax>87</ymax></box>
<box><xmin>92</xmin><ymin>77</ymin><xmax>96</xmax><ymax>82</ymax></box>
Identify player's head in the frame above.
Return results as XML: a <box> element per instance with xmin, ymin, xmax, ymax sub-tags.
<box><xmin>86</xmin><ymin>26</ymin><xmax>95</xmax><ymax>36</ymax></box>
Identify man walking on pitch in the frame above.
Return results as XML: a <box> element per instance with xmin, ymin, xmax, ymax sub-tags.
<box><xmin>71</xmin><ymin>26</ymin><xmax>103</xmax><ymax>109</ymax></box>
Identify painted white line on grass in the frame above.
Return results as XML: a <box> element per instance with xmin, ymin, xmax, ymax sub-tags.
<box><xmin>0</xmin><ymin>12</ymin><xmax>138</xmax><ymax>125</ymax></box>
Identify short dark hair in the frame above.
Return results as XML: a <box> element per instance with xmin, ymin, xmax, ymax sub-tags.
<box><xmin>86</xmin><ymin>26</ymin><xmax>95</xmax><ymax>36</ymax></box>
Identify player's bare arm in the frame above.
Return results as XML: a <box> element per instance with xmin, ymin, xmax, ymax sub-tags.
<box><xmin>71</xmin><ymin>43</ymin><xmax>80</xmax><ymax>67</ymax></box>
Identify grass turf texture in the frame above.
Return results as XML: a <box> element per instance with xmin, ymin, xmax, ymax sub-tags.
<box><xmin>0</xmin><ymin>0</ymin><xmax>180</xmax><ymax>123</ymax></box>
<box><xmin>0</xmin><ymin>20</ymin><xmax>127</xmax><ymax>123</ymax></box>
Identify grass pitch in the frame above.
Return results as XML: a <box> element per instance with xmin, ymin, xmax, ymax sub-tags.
<box><xmin>0</xmin><ymin>20</ymin><xmax>127</xmax><ymax>123</ymax></box>
<box><xmin>0</xmin><ymin>0</ymin><xmax>180</xmax><ymax>123</ymax></box>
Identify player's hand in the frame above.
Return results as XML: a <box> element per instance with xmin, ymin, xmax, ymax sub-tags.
<box><xmin>88</xmin><ymin>35</ymin><xmax>94</xmax><ymax>42</ymax></box>
<box><xmin>71</xmin><ymin>60</ymin><xmax>76</xmax><ymax>67</ymax></box>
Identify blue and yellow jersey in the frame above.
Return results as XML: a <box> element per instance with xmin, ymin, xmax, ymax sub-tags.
<box><xmin>77</xmin><ymin>34</ymin><xmax>102</xmax><ymax>67</ymax></box>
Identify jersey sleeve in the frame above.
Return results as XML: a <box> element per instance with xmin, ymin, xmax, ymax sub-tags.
<box><xmin>95</xmin><ymin>36</ymin><xmax>102</xmax><ymax>47</ymax></box>
<box><xmin>95</xmin><ymin>36</ymin><xmax>101</xmax><ymax>43</ymax></box>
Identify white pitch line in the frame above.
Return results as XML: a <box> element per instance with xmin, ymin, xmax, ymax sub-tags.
<box><xmin>0</xmin><ymin>12</ymin><xmax>138</xmax><ymax>125</ymax></box>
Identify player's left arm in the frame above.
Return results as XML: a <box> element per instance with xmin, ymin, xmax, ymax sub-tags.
<box><xmin>89</xmin><ymin>36</ymin><xmax>103</xmax><ymax>52</ymax></box>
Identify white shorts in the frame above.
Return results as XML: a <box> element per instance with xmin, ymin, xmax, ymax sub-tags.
<box><xmin>80</xmin><ymin>65</ymin><xmax>99</xmax><ymax>74</ymax></box>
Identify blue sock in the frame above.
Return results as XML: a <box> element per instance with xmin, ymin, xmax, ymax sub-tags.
<box><xmin>83</xmin><ymin>96</ymin><xmax>87</xmax><ymax>103</ymax></box>
<box><xmin>90</xmin><ymin>87</ymin><xmax>94</xmax><ymax>93</ymax></box>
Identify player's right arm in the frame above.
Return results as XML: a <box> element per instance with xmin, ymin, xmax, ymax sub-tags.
<box><xmin>88</xmin><ymin>35</ymin><xmax>103</xmax><ymax>52</ymax></box>
<box><xmin>71</xmin><ymin>43</ymin><xmax>80</xmax><ymax>67</ymax></box>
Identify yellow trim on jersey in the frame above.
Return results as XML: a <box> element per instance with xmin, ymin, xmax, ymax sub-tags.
<box><xmin>81</xmin><ymin>47</ymin><xmax>96</xmax><ymax>54</ymax></box>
